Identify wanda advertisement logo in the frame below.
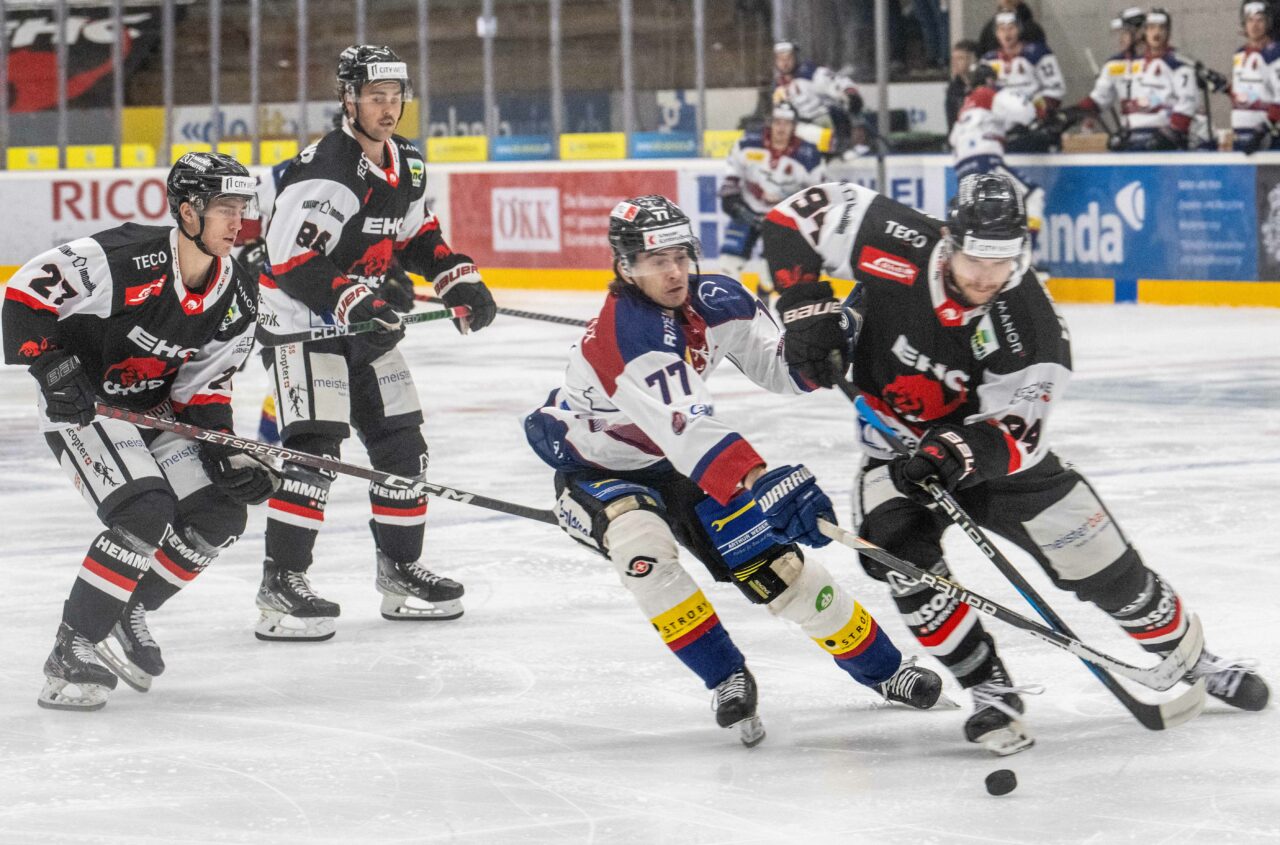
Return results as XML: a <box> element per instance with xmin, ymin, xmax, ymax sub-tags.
<box><xmin>450</xmin><ymin>170</ymin><xmax>678</xmax><ymax>269</ymax></box>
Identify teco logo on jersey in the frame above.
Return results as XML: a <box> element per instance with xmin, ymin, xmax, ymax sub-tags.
<box><xmin>491</xmin><ymin>187</ymin><xmax>561</xmax><ymax>253</ymax></box>
<box><xmin>857</xmin><ymin>246</ymin><xmax>918</xmax><ymax>285</ymax></box>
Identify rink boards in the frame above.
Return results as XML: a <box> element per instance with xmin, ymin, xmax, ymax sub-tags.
<box><xmin>1</xmin><ymin>152</ymin><xmax>1278</xmax><ymax>307</ymax></box>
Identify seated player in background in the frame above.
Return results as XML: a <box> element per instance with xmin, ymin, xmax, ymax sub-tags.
<box><xmin>718</xmin><ymin>101</ymin><xmax>825</xmax><ymax>301</ymax></box>
<box><xmin>1</xmin><ymin>153</ymin><xmax>276</xmax><ymax>710</ymax></box>
<box><xmin>1230</xmin><ymin>1</ymin><xmax>1280</xmax><ymax>152</ymax></box>
<box><xmin>980</xmin><ymin>10</ymin><xmax>1065</xmax><ymax>152</ymax></box>
<box><xmin>771</xmin><ymin>41</ymin><xmax>863</xmax><ymax>157</ymax></box>
<box><xmin>524</xmin><ymin>195</ymin><xmax>945</xmax><ymax>748</ymax></box>
<box><xmin>760</xmin><ymin>174</ymin><xmax>1270</xmax><ymax>754</ymax></box>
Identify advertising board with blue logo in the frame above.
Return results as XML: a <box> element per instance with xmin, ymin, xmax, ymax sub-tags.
<box><xmin>1019</xmin><ymin>163</ymin><xmax>1259</xmax><ymax>286</ymax></box>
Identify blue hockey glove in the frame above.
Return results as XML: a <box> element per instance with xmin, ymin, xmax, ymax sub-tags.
<box><xmin>753</xmin><ymin>464</ymin><xmax>835</xmax><ymax>548</ymax></box>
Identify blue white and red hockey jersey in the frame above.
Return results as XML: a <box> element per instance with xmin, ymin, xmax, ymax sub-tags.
<box><xmin>525</xmin><ymin>276</ymin><xmax>814</xmax><ymax>504</ymax></box>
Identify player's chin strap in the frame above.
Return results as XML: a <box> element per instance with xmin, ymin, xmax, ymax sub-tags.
<box><xmin>837</xmin><ymin>380</ymin><xmax>1208</xmax><ymax>730</ymax></box>
<box><xmin>177</xmin><ymin>214</ymin><xmax>218</xmax><ymax>259</ymax></box>
<box><xmin>94</xmin><ymin>403</ymin><xmax>559</xmax><ymax>526</ymax></box>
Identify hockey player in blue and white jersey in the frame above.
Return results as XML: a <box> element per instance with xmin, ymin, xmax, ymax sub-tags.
<box><xmin>981</xmin><ymin>11</ymin><xmax>1065</xmax><ymax>151</ymax></box>
<box><xmin>718</xmin><ymin>101</ymin><xmax>825</xmax><ymax>299</ymax></box>
<box><xmin>524</xmin><ymin>195</ymin><xmax>944</xmax><ymax>748</ymax></box>
<box><xmin>772</xmin><ymin>41</ymin><xmax>863</xmax><ymax>155</ymax></box>
<box><xmin>1231</xmin><ymin>1</ymin><xmax>1280</xmax><ymax>151</ymax></box>
<box><xmin>1077</xmin><ymin>7</ymin><xmax>1199</xmax><ymax>150</ymax></box>
<box><xmin>2</xmin><ymin>153</ymin><xmax>275</xmax><ymax>710</ymax></box>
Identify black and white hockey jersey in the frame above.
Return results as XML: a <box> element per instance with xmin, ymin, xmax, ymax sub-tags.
<box><xmin>2</xmin><ymin>223</ymin><xmax>259</xmax><ymax>432</ymax></box>
<box><xmin>763</xmin><ymin>182</ymin><xmax>1071</xmax><ymax>479</ymax></box>
<box><xmin>259</xmin><ymin>122</ymin><xmax>472</xmax><ymax>338</ymax></box>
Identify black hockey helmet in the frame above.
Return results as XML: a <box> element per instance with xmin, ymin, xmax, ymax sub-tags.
<box><xmin>166</xmin><ymin>151</ymin><xmax>259</xmax><ymax>220</ymax></box>
<box><xmin>946</xmin><ymin>173</ymin><xmax>1027</xmax><ymax>260</ymax></box>
<box><xmin>608</xmin><ymin>195</ymin><xmax>700</xmax><ymax>268</ymax></box>
<box><xmin>969</xmin><ymin>62</ymin><xmax>999</xmax><ymax>89</ymax></box>
<box><xmin>336</xmin><ymin>44</ymin><xmax>413</xmax><ymax>101</ymax></box>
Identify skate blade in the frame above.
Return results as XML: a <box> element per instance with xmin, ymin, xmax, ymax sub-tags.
<box><xmin>976</xmin><ymin>721</ymin><xmax>1035</xmax><ymax>757</ymax></box>
<box><xmin>733</xmin><ymin>715</ymin><xmax>767</xmax><ymax>748</ymax></box>
<box><xmin>94</xmin><ymin>641</ymin><xmax>154</xmax><ymax>693</ymax></box>
<box><xmin>254</xmin><ymin>610</ymin><xmax>336</xmax><ymax>642</ymax></box>
<box><xmin>37</xmin><ymin>677</ymin><xmax>111</xmax><ymax>711</ymax></box>
<box><xmin>379</xmin><ymin>594</ymin><xmax>464</xmax><ymax>621</ymax></box>
<box><xmin>931</xmin><ymin>692</ymin><xmax>963</xmax><ymax>710</ymax></box>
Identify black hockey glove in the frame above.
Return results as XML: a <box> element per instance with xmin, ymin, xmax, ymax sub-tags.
<box><xmin>334</xmin><ymin>282</ymin><xmax>404</xmax><ymax>352</ymax></box>
<box><xmin>753</xmin><ymin>464</ymin><xmax>835</xmax><ymax>548</ymax></box>
<box><xmin>199</xmin><ymin>442</ymin><xmax>281</xmax><ymax>505</ymax></box>
<box><xmin>889</xmin><ymin>425</ymin><xmax>977</xmax><ymax>505</ymax></box>
<box><xmin>721</xmin><ymin>193</ymin><xmax>764</xmax><ymax>228</ymax></box>
<box><xmin>29</xmin><ymin>349</ymin><xmax>98</xmax><ymax>427</ymax></box>
<box><xmin>776</xmin><ymin>281</ymin><xmax>848</xmax><ymax>388</ymax></box>
<box><xmin>433</xmin><ymin>261</ymin><xmax>496</xmax><ymax>333</ymax></box>
<box><xmin>378</xmin><ymin>264</ymin><xmax>418</xmax><ymax>313</ymax></box>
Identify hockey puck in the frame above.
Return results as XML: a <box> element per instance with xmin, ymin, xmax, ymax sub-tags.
<box><xmin>985</xmin><ymin>769</ymin><xmax>1017</xmax><ymax>796</ymax></box>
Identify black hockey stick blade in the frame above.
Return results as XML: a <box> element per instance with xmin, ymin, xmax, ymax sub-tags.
<box><xmin>259</xmin><ymin>305</ymin><xmax>468</xmax><ymax>347</ymax></box>
<box><xmin>817</xmin><ymin>520</ymin><xmax>1199</xmax><ymax>692</ymax></box>
<box><xmin>94</xmin><ymin>404</ymin><xmax>558</xmax><ymax>526</ymax></box>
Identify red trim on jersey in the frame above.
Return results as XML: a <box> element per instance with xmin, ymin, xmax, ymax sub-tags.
<box><xmin>580</xmin><ymin>298</ymin><xmax>627</xmax><ymax>396</ymax></box>
<box><xmin>696</xmin><ymin>438</ymin><xmax>766</xmax><ymax>505</ymax></box>
<box><xmin>1130</xmin><ymin>599</ymin><xmax>1184</xmax><ymax>641</ymax></box>
<box><xmin>4</xmin><ymin>287</ymin><xmax>58</xmax><ymax>313</ymax></box>
<box><xmin>259</xmin><ymin>272</ymin><xmax>278</xmax><ymax>290</ymax></box>
<box><xmin>372</xmin><ymin>503</ymin><xmax>428</xmax><ymax>517</ymax></box>
<box><xmin>396</xmin><ymin>217</ymin><xmax>439</xmax><ymax>249</ymax></box>
<box><xmin>82</xmin><ymin>558</ymin><xmax>138</xmax><ymax>591</ymax></box>
<box><xmin>961</xmin><ymin>86</ymin><xmax>997</xmax><ymax>114</ymax></box>
<box><xmin>269</xmin><ymin>499</ymin><xmax>325</xmax><ymax>521</ymax></box>
<box><xmin>987</xmin><ymin>419</ymin><xmax>1023</xmax><ymax>474</ymax></box>
<box><xmin>668</xmin><ymin>613</ymin><xmax>721</xmax><ymax>652</ymax></box>
<box><xmin>271</xmin><ymin>250</ymin><xmax>318</xmax><ymax>277</ymax></box>
<box><xmin>1170</xmin><ymin>112</ymin><xmax>1191</xmax><ymax>133</ymax></box>
<box><xmin>915</xmin><ymin>604</ymin><xmax>971</xmax><ymax>648</ymax></box>
<box><xmin>172</xmin><ymin>394</ymin><xmax>232</xmax><ymax>412</ymax></box>
<box><xmin>155</xmin><ymin>549</ymin><xmax>197</xmax><ymax>582</ymax></box>
<box><xmin>764</xmin><ymin>208</ymin><xmax>799</xmax><ymax>230</ymax></box>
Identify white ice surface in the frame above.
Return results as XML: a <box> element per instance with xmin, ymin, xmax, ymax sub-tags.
<box><xmin>0</xmin><ymin>294</ymin><xmax>1277</xmax><ymax>844</ymax></box>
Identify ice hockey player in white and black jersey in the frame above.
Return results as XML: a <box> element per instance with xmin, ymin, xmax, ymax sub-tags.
<box><xmin>761</xmin><ymin>174</ymin><xmax>1270</xmax><ymax>754</ymax></box>
<box><xmin>524</xmin><ymin>195</ymin><xmax>944</xmax><ymax>748</ymax></box>
<box><xmin>254</xmin><ymin>45</ymin><xmax>496</xmax><ymax>642</ymax></box>
<box><xmin>2</xmin><ymin>152</ymin><xmax>275</xmax><ymax>711</ymax></box>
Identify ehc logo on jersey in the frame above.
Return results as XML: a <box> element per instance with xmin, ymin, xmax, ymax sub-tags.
<box><xmin>885</xmin><ymin>334</ymin><xmax>969</xmax><ymax>421</ymax></box>
<box><xmin>362</xmin><ymin>217</ymin><xmax>403</xmax><ymax>235</ymax></box>
<box><xmin>857</xmin><ymin>246</ymin><xmax>918</xmax><ymax>285</ymax></box>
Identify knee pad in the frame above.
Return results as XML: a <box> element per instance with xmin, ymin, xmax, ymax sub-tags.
<box><xmin>178</xmin><ymin>487</ymin><xmax>249</xmax><ymax>548</ymax></box>
<box><xmin>603</xmin><ymin>509</ymin><xmax>697</xmax><ymax>614</ymax></box>
<box><xmin>366</xmin><ymin>426</ymin><xmax>428</xmax><ymax>477</ymax></box>
<box><xmin>105</xmin><ymin>489</ymin><xmax>178</xmax><ymax>551</ymax></box>
<box><xmin>768</xmin><ymin>556</ymin><xmax>843</xmax><ymax>628</ymax></box>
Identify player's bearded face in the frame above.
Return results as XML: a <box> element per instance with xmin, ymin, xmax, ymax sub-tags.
<box><xmin>949</xmin><ymin>250</ymin><xmax>1016</xmax><ymax>306</ymax></box>
<box><xmin>351</xmin><ymin>81</ymin><xmax>403</xmax><ymax>141</ymax></box>
<box><xmin>624</xmin><ymin>247</ymin><xmax>692</xmax><ymax>309</ymax></box>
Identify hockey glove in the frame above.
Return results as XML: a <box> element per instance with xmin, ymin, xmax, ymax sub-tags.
<box><xmin>433</xmin><ymin>261</ymin><xmax>496</xmax><ymax>334</ymax></box>
<box><xmin>889</xmin><ymin>425</ymin><xmax>977</xmax><ymax>505</ymax></box>
<box><xmin>753</xmin><ymin>464</ymin><xmax>835</xmax><ymax>548</ymax></box>
<box><xmin>334</xmin><ymin>282</ymin><xmax>404</xmax><ymax>352</ymax></box>
<box><xmin>378</xmin><ymin>264</ymin><xmax>418</xmax><ymax>313</ymax></box>
<box><xmin>29</xmin><ymin>349</ymin><xmax>98</xmax><ymax>427</ymax></box>
<box><xmin>776</xmin><ymin>281</ymin><xmax>849</xmax><ymax>388</ymax></box>
<box><xmin>721</xmin><ymin>193</ymin><xmax>764</xmax><ymax>229</ymax></box>
<box><xmin>199</xmin><ymin>442</ymin><xmax>281</xmax><ymax>506</ymax></box>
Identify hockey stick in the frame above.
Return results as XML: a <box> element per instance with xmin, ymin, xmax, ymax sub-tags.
<box><xmin>259</xmin><ymin>305</ymin><xmax>470</xmax><ymax>347</ymax></box>
<box><xmin>816</xmin><ymin>520</ymin><xmax>1200</xmax><ymax>692</ymax></box>
<box><xmin>415</xmin><ymin>293</ymin><xmax>590</xmax><ymax>329</ymax></box>
<box><xmin>840</xmin><ymin>383</ymin><xmax>1206</xmax><ymax>728</ymax></box>
<box><xmin>93</xmin><ymin>404</ymin><xmax>558</xmax><ymax>526</ymax></box>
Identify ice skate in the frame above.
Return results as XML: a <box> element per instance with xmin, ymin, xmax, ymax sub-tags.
<box><xmin>255</xmin><ymin>558</ymin><xmax>340</xmax><ymax>641</ymax></box>
<box><xmin>95</xmin><ymin>598</ymin><xmax>164</xmax><ymax>692</ymax></box>
<box><xmin>1186</xmin><ymin>649</ymin><xmax>1269</xmax><ymax>712</ymax></box>
<box><xmin>375</xmin><ymin>548</ymin><xmax>464</xmax><ymax>621</ymax></box>
<box><xmin>712</xmin><ymin>667</ymin><xmax>765</xmax><ymax>747</ymax></box>
<box><xmin>875</xmin><ymin>656</ymin><xmax>949</xmax><ymax>710</ymax></box>
<box><xmin>38</xmin><ymin>622</ymin><xmax>118</xmax><ymax>711</ymax></box>
<box><xmin>963</xmin><ymin>657</ymin><xmax>1042</xmax><ymax>756</ymax></box>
